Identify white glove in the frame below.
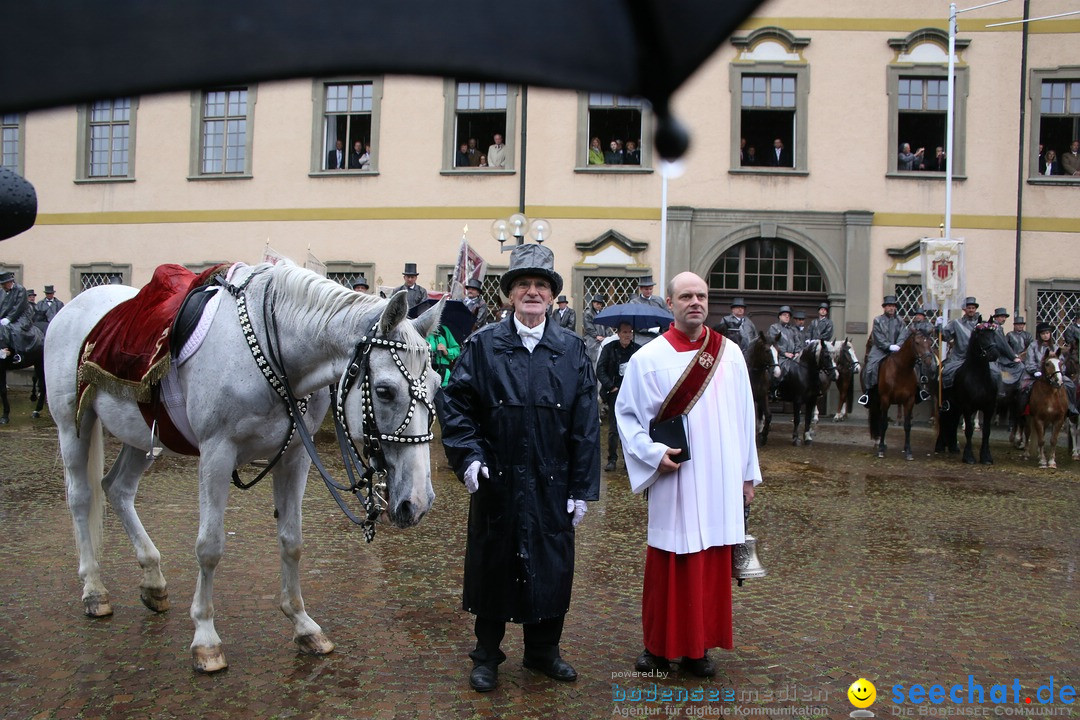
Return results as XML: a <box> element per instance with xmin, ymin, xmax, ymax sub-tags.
<box><xmin>463</xmin><ymin>460</ymin><xmax>488</xmax><ymax>494</ymax></box>
<box><xmin>935</xmin><ymin>316</ymin><xmax>945</xmax><ymax>327</ymax></box>
<box><xmin>0</xmin><ymin>318</ymin><xmax>8</xmax><ymax>326</ymax></box>
<box><xmin>567</xmin><ymin>499</ymin><xmax>588</xmax><ymax>527</ymax></box>
<box><xmin>889</xmin><ymin>344</ymin><xmax>900</xmax><ymax>352</ymax></box>
<box><xmin>1034</xmin><ymin>371</ymin><xmax>1042</xmax><ymax>378</ymax></box>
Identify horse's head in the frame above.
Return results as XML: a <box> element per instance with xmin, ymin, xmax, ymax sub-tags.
<box><xmin>1043</xmin><ymin>350</ymin><xmax>1065</xmax><ymax>388</ymax></box>
<box><xmin>815</xmin><ymin>339</ymin><xmax>838</xmax><ymax>381</ymax></box>
<box><xmin>911</xmin><ymin>331</ymin><xmax>936</xmax><ymax>367</ymax></box>
<box><xmin>340</xmin><ymin>291</ymin><xmax>442</xmax><ymax>529</ymax></box>
<box><xmin>971</xmin><ymin>323</ymin><xmax>1002</xmax><ymax>362</ymax></box>
<box><xmin>844</xmin><ymin>338</ymin><xmax>862</xmax><ymax>375</ymax></box>
<box><xmin>746</xmin><ymin>334</ymin><xmax>781</xmax><ymax>378</ymax></box>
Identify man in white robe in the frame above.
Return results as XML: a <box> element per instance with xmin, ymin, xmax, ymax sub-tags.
<box><xmin>615</xmin><ymin>271</ymin><xmax>762</xmax><ymax>677</ymax></box>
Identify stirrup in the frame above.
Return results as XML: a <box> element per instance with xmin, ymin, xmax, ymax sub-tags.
<box><xmin>919</xmin><ymin>389</ymin><xmax>931</xmax><ymax>402</ymax></box>
<box><xmin>11</xmin><ymin>353</ymin><xmax>21</xmax><ymax>364</ymax></box>
<box><xmin>857</xmin><ymin>394</ymin><xmax>869</xmax><ymax>407</ymax></box>
<box><xmin>939</xmin><ymin>400</ymin><xmax>950</xmax><ymax>413</ymax></box>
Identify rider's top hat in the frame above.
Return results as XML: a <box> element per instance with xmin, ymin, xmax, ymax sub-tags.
<box><xmin>777</xmin><ymin>305</ymin><xmax>792</xmax><ymax>315</ymax></box>
<box><xmin>0</xmin><ymin>271</ymin><xmax>14</xmax><ymax>284</ymax></box>
<box><xmin>962</xmin><ymin>296</ymin><xmax>979</xmax><ymax>308</ymax></box>
<box><xmin>637</xmin><ymin>275</ymin><xmax>655</xmax><ymax>287</ymax></box>
<box><xmin>591</xmin><ymin>294</ymin><xmax>605</xmax><ymax>304</ymax></box>
<box><xmin>465</xmin><ymin>278</ymin><xmax>483</xmax><ymax>291</ymax></box>
<box><xmin>818</xmin><ymin>302</ymin><xmax>829</xmax><ymax>310</ymax></box>
<box><xmin>731</xmin><ymin>297</ymin><xmax>747</xmax><ymax>308</ymax></box>
<box><xmin>1013</xmin><ymin>315</ymin><xmax>1026</xmax><ymax>324</ymax></box>
<box><xmin>26</xmin><ymin>288</ymin><xmax>35</xmax><ymax>296</ymax></box>
<box><xmin>992</xmin><ymin>307</ymin><xmax>1009</xmax><ymax>318</ymax></box>
<box><xmin>402</xmin><ymin>262</ymin><xmax>418</xmax><ymax>275</ymax></box>
<box><xmin>351</xmin><ymin>275</ymin><xmax>369</xmax><ymax>289</ymax></box>
<box><xmin>556</xmin><ymin>295</ymin><xmax>568</xmax><ymax>303</ymax></box>
<box><xmin>913</xmin><ymin>307</ymin><xmax>927</xmax><ymax>316</ymax></box>
<box><xmin>500</xmin><ymin>243</ymin><xmax>563</xmax><ymax>296</ymax></box>
<box><xmin>1036</xmin><ymin>322</ymin><xmax>1053</xmax><ymax>334</ymax></box>
<box><xmin>794</xmin><ymin>311</ymin><xmax>806</xmax><ymax>320</ymax></box>
<box><xmin>43</xmin><ymin>284</ymin><xmax>55</xmax><ymax>293</ymax></box>
<box><xmin>882</xmin><ymin>295</ymin><xmax>898</xmax><ymax>306</ymax></box>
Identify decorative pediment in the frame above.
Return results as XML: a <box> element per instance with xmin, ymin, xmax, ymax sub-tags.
<box><xmin>575</xmin><ymin>229</ymin><xmax>647</xmax><ymax>265</ymax></box>
<box><xmin>889</xmin><ymin>28</ymin><xmax>969</xmax><ymax>63</ymax></box>
<box><xmin>731</xmin><ymin>27</ymin><xmax>810</xmax><ymax>62</ymax></box>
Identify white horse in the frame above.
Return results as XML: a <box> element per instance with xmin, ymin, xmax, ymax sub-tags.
<box><xmin>46</xmin><ymin>262</ymin><xmax>442</xmax><ymax>673</ymax></box>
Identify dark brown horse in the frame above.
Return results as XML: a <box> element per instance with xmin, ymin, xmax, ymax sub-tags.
<box><xmin>935</xmin><ymin>324</ymin><xmax>1002</xmax><ymax>464</ymax></box>
<box><xmin>1024</xmin><ymin>351</ymin><xmax>1069</xmax><ymax>468</ymax></box>
<box><xmin>0</xmin><ymin>343</ymin><xmax>46</xmax><ymax>424</ymax></box>
<box><xmin>867</xmin><ymin>331</ymin><xmax>935</xmax><ymax>460</ymax></box>
<box><xmin>777</xmin><ymin>339</ymin><xmax>836</xmax><ymax>446</ymax></box>
<box><xmin>743</xmin><ymin>334</ymin><xmax>780</xmax><ymax>445</ymax></box>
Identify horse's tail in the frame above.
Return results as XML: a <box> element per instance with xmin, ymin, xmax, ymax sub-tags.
<box><xmin>70</xmin><ymin>417</ymin><xmax>106</xmax><ymax>562</ymax></box>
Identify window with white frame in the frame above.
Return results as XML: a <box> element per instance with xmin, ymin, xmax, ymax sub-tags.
<box><xmin>583</xmin><ymin>94</ymin><xmax>646</xmax><ymax>167</ymax></box>
<box><xmin>1033</xmin><ymin>74</ymin><xmax>1080</xmax><ymax>178</ymax></box>
<box><xmin>887</xmin><ymin>30</ymin><xmax>968</xmax><ymax>177</ymax></box>
<box><xmin>728</xmin><ymin>28</ymin><xmax>810</xmax><ymax>172</ymax></box>
<box><xmin>318</xmin><ymin>80</ymin><xmax>380</xmax><ymax>172</ymax></box>
<box><xmin>77</xmin><ymin>98</ymin><xmax>135</xmax><ymax>180</ymax></box>
<box><xmin>2</xmin><ymin>113</ymin><xmax>22</xmax><ymax>173</ymax></box>
<box><xmin>448</xmin><ymin>81</ymin><xmax>515</xmax><ymax>170</ymax></box>
<box><xmin>195</xmin><ymin>88</ymin><xmax>254</xmax><ymax>177</ymax></box>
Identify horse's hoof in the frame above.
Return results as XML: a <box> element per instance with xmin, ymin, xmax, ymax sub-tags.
<box><xmin>29</xmin><ymin>393</ymin><xmax>37</xmax><ymax>402</ymax></box>
<box><xmin>1049</xmin><ymin>460</ymin><xmax>1057</xmax><ymax>469</ymax></box>
<box><xmin>980</xmin><ymin>458</ymin><xmax>993</xmax><ymax>465</ymax></box>
<box><xmin>1039</xmin><ymin>461</ymin><xmax>1048</xmax><ymax>469</ymax></box>
<box><xmin>792</xmin><ymin>438</ymin><xmax>801</xmax><ymax>447</ymax></box>
<box><xmin>140</xmin><ymin>587</ymin><xmax>170</xmax><ymax>613</ymax></box>
<box><xmin>31</xmin><ymin>410</ymin><xmax>40</xmax><ymax>419</ymax></box>
<box><xmin>295</xmin><ymin>632</ymin><xmax>335</xmax><ymax>656</ymax></box>
<box><xmin>963</xmin><ymin>457</ymin><xmax>976</xmax><ymax>465</ymax></box>
<box><xmin>192</xmin><ymin>645</ymin><xmax>228</xmax><ymax>673</ymax></box>
<box><xmin>904</xmin><ymin>452</ymin><xmax>914</xmax><ymax>461</ymax></box>
<box><xmin>877</xmin><ymin>450</ymin><xmax>885</xmax><ymax>459</ymax></box>
<box><xmin>0</xmin><ymin>416</ymin><xmax>8</xmax><ymax>425</ymax></box>
<box><xmin>804</xmin><ymin>440</ymin><xmax>813</xmax><ymax>447</ymax></box>
<box><xmin>83</xmin><ymin>594</ymin><xmax>113</xmax><ymax>618</ymax></box>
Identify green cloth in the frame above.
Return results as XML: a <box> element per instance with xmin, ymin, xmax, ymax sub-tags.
<box><xmin>427</xmin><ymin>326</ymin><xmax>461</xmax><ymax>386</ymax></box>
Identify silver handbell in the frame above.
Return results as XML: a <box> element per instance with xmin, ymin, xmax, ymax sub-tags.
<box><xmin>732</xmin><ymin>502</ymin><xmax>767</xmax><ymax>586</ymax></box>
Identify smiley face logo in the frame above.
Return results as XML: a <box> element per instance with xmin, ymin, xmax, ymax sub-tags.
<box><xmin>848</xmin><ymin>678</ymin><xmax>876</xmax><ymax>708</ymax></box>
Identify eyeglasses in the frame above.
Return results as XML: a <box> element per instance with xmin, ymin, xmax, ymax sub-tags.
<box><xmin>512</xmin><ymin>279</ymin><xmax>551</xmax><ymax>291</ymax></box>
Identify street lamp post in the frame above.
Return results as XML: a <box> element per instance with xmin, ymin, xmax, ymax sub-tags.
<box><xmin>490</xmin><ymin>213</ymin><xmax>551</xmax><ymax>253</ymax></box>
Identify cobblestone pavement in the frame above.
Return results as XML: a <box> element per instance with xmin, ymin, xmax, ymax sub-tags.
<box><xmin>0</xmin><ymin>392</ymin><xmax>1076</xmax><ymax>720</ymax></box>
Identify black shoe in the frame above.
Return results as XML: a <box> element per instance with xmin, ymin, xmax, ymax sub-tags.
<box><xmin>682</xmin><ymin>655</ymin><xmax>716</xmax><ymax>678</ymax></box>
<box><xmin>634</xmin><ymin>649</ymin><xmax>671</xmax><ymax>672</ymax></box>
<box><xmin>469</xmin><ymin>665</ymin><xmax>498</xmax><ymax>692</ymax></box>
<box><xmin>523</xmin><ymin>656</ymin><xmax>578</xmax><ymax>682</ymax></box>
<box><xmin>604</xmin><ymin>460</ymin><xmax>616</xmax><ymax>472</ymax></box>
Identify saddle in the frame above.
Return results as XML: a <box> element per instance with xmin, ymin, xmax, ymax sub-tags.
<box><xmin>76</xmin><ymin>263</ymin><xmax>229</xmax><ymax>430</ymax></box>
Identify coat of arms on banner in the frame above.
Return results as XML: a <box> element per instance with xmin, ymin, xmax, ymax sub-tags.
<box><xmin>920</xmin><ymin>239</ymin><xmax>965</xmax><ymax>309</ymax></box>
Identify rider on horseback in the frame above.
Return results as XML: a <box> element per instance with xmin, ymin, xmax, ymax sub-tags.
<box><xmin>1018</xmin><ymin>322</ymin><xmax>1078</xmax><ymax>418</ymax></box>
<box><xmin>713</xmin><ymin>297</ymin><xmax>758</xmax><ymax>351</ymax></box>
<box><xmin>808</xmin><ymin>302</ymin><xmax>833</xmax><ymax>341</ymax></box>
<box><xmin>938</xmin><ymin>296</ymin><xmax>981</xmax><ymax>396</ymax></box>
<box><xmin>767</xmin><ymin>305</ymin><xmax>801</xmax><ymax>399</ymax></box>
<box><xmin>989</xmin><ymin>307</ymin><xmax>1024</xmax><ymax>400</ymax></box>
<box><xmin>858</xmin><ymin>295</ymin><xmax>909</xmax><ymax>407</ymax></box>
<box><xmin>0</xmin><ymin>271</ymin><xmax>38</xmax><ymax>363</ymax></box>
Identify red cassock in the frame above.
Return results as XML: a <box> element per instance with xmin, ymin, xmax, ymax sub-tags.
<box><xmin>642</xmin><ymin>545</ymin><xmax>733</xmax><ymax>659</ymax></box>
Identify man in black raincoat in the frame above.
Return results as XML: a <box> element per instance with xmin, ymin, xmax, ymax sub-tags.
<box><xmin>437</xmin><ymin>243</ymin><xmax>601</xmax><ymax>693</ymax></box>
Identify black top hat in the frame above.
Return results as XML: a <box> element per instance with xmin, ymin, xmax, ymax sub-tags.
<box><xmin>0</xmin><ymin>271</ymin><xmax>14</xmax><ymax>284</ymax></box>
<box><xmin>1013</xmin><ymin>315</ymin><xmax>1026</xmax><ymax>324</ymax></box>
<box><xmin>913</xmin><ymin>307</ymin><xmax>927</xmax><ymax>316</ymax></box>
<box><xmin>556</xmin><ymin>295</ymin><xmax>568</xmax><ymax>303</ymax></box>
<box><xmin>882</xmin><ymin>295</ymin><xmax>898</xmax><ymax>306</ymax></box>
<box><xmin>992</xmin><ymin>307</ymin><xmax>1009</xmax><ymax>317</ymax></box>
<box><xmin>499</xmin><ymin>244</ymin><xmax>563</xmax><ymax>296</ymax></box>
<box><xmin>465</xmin><ymin>278</ymin><xmax>483</xmax><ymax>291</ymax></box>
<box><xmin>818</xmin><ymin>302</ymin><xmax>829</xmax><ymax>310</ymax></box>
<box><xmin>591</xmin><ymin>294</ymin><xmax>605</xmax><ymax>304</ymax></box>
<box><xmin>637</xmin><ymin>275</ymin><xmax>655</xmax><ymax>287</ymax></box>
<box><xmin>794</xmin><ymin>311</ymin><xmax>806</xmax><ymax>319</ymax></box>
<box><xmin>777</xmin><ymin>305</ymin><xmax>792</xmax><ymax>315</ymax></box>
<box><xmin>1036</xmin><ymin>322</ymin><xmax>1053</xmax><ymax>334</ymax></box>
<box><xmin>962</xmin><ymin>296</ymin><xmax>979</xmax><ymax>308</ymax></box>
<box><xmin>731</xmin><ymin>297</ymin><xmax>746</xmax><ymax>308</ymax></box>
<box><xmin>402</xmin><ymin>262</ymin><xmax>418</xmax><ymax>275</ymax></box>
<box><xmin>351</xmin><ymin>275</ymin><xmax>369</xmax><ymax>289</ymax></box>
<box><xmin>43</xmin><ymin>284</ymin><xmax>55</xmax><ymax>293</ymax></box>
<box><xmin>26</xmin><ymin>288</ymin><xmax>35</xmax><ymax>295</ymax></box>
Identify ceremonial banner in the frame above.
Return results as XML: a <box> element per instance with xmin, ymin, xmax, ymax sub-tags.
<box><xmin>304</xmin><ymin>249</ymin><xmax>326</xmax><ymax>277</ymax></box>
<box><xmin>920</xmin><ymin>239</ymin><xmax>965</xmax><ymax>313</ymax></box>
<box><xmin>450</xmin><ymin>229</ymin><xmax>488</xmax><ymax>300</ymax></box>
<box><xmin>260</xmin><ymin>241</ymin><xmax>291</xmax><ymax>266</ymax></box>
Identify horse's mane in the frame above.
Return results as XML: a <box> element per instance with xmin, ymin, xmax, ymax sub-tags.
<box><xmin>263</xmin><ymin>263</ymin><xmax>428</xmax><ymax>357</ymax></box>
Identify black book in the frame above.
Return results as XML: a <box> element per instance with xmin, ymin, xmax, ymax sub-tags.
<box><xmin>649</xmin><ymin>413</ymin><xmax>690</xmax><ymax>463</ymax></box>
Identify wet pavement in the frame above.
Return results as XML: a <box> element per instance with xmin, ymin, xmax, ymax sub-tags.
<box><xmin>0</xmin><ymin>390</ymin><xmax>1076</xmax><ymax>720</ymax></box>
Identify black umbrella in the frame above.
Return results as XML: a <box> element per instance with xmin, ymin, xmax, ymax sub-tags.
<box><xmin>408</xmin><ymin>298</ymin><xmax>476</xmax><ymax>347</ymax></box>
<box><xmin>592</xmin><ymin>302</ymin><xmax>673</xmax><ymax>332</ymax></box>
<box><xmin>0</xmin><ymin>0</ymin><xmax>765</xmax><ymax>159</ymax></box>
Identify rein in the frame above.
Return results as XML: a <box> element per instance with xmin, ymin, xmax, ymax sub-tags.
<box><xmin>221</xmin><ymin>270</ymin><xmax>433</xmax><ymax>542</ymax></box>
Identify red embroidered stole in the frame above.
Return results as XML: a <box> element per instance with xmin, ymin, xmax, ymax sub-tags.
<box><xmin>656</xmin><ymin>326</ymin><xmax>725</xmax><ymax>424</ymax></box>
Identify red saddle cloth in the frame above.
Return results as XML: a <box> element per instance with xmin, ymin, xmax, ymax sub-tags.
<box><xmin>77</xmin><ymin>263</ymin><xmax>228</xmax><ymax>425</ymax></box>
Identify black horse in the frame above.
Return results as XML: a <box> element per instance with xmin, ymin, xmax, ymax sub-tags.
<box><xmin>935</xmin><ymin>324</ymin><xmax>1001</xmax><ymax>464</ymax></box>
<box><xmin>743</xmin><ymin>334</ymin><xmax>780</xmax><ymax>445</ymax></box>
<box><xmin>0</xmin><ymin>344</ymin><xmax>46</xmax><ymax>424</ymax></box>
<box><xmin>777</xmin><ymin>339</ymin><xmax>837</xmax><ymax>446</ymax></box>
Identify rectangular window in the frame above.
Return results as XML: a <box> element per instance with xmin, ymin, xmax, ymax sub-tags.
<box><xmin>896</xmin><ymin>77</ymin><xmax>948</xmax><ymax>172</ymax></box>
<box><xmin>2</xmin><ymin>113</ymin><xmax>21</xmax><ymax>171</ymax></box>
<box><xmin>586</xmin><ymin>94</ymin><xmax>644</xmax><ymax>167</ymax></box>
<box><xmin>87</xmin><ymin>98</ymin><xmax>131</xmax><ymax>178</ymax></box>
<box><xmin>201</xmin><ymin>89</ymin><xmax>248</xmax><ymax>175</ymax></box>
<box><xmin>454</xmin><ymin>81</ymin><xmax>509</xmax><ymax>168</ymax></box>
<box><xmin>323</xmin><ymin>82</ymin><xmax>373</xmax><ymax>171</ymax></box>
<box><xmin>740</xmin><ymin>74</ymin><xmax>797</xmax><ymax>168</ymax></box>
<box><xmin>1038</xmin><ymin>80</ymin><xmax>1080</xmax><ymax>169</ymax></box>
